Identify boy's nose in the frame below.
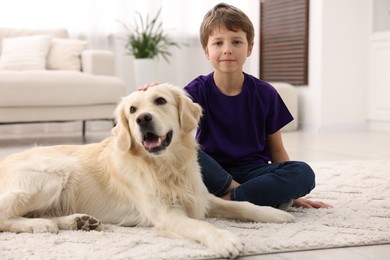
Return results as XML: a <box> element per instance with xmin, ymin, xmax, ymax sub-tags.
<box><xmin>223</xmin><ymin>46</ymin><xmax>233</xmax><ymax>54</ymax></box>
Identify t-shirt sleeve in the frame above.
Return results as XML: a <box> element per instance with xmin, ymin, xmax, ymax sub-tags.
<box><xmin>184</xmin><ymin>77</ymin><xmax>204</xmax><ymax>104</ymax></box>
<box><xmin>183</xmin><ymin>84</ymin><xmax>196</xmax><ymax>102</ymax></box>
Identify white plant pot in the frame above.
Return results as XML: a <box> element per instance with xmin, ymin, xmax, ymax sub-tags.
<box><xmin>133</xmin><ymin>58</ymin><xmax>157</xmax><ymax>88</ymax></box>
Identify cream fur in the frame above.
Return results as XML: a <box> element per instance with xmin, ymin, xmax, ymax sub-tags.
<box><xmin>0</xmin><ymin>84</ymin><xmax>294</xmax><ymax>258</ymax></box>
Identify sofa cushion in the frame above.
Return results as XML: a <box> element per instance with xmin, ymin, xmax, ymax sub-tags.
<box><xmin>47</xmin><ymin>38</ymin><xmax>87</xmax><ymax>71</ymax></box>
<box><xmin>0</xmin><ymin>70</ymin><xmax>126</xmax><ymax>107</ymax></box>
<box><xmin>0</xmin><ymin>28</ymin><xmax>69</xmax><ymax>55</ymax></box>
<box><xmin>0</xmin><ymin>35</ymin><xmax>52</xmax><ymax>70</ymax></box>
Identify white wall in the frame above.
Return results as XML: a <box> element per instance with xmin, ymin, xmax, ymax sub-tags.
<box><xmin>299</xmin><ymin>0</ymin><xmax>370</xmax><ymax>132</ymax></box>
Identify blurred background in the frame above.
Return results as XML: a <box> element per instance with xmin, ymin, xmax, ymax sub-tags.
<box><xmin>0</xmin><ymin>0</ymin><xmax>389</xmax><ymax>135</ymax></box>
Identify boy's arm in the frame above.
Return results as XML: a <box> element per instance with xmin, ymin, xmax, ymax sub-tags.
<box><xmin>266</xmin><ymin>131</ymin><xmax>290</xmax><ymax>162</ymax></box>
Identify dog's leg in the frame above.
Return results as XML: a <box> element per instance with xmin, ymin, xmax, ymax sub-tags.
<box><xmin>207</xmin><ymin>195</ymin><xmax>295</xmax><ymax>223</ymax></box>
<box><xmin>50</xmin><ymin>214</ymin><xmax>102</xmax><ymax>231</ymax></box>
<box><xmin>149</xmin><ymin>207</ymin><xmax>244</xmax><ymax>258</ymax></box>
<box><xmin>0</xmin><ymin>217</ymin><xmax>59</xmax><ymax>233</ymax></box>
<box><xmin>0</xmin><ymin>194</ymin><xmax>102</xmax><ymax>233</ymax></box>
<box><xmin>0</xmin><ymin>192</ymin><xmax>59</xmax><ymax>233</ymax></box>
<box><xmin>0</xmin><ymin>154</ymin><xmax>82</xmax><ymax>233</ymax></box>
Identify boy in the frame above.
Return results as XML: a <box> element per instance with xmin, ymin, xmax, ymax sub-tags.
<box><xmin>183</xmin><ymin>3</ymin><xmax>330</xmax><ymax>209</ymax></box>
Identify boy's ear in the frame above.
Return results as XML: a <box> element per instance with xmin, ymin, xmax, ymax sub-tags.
<box><xmin>247</xmin><ymin>41</ymin><xmax>254</xmax><ymax>56</ymax></box>
<box><xmin>204</xmin><ymin>48</ymin><xmax>210</xmax><ymax>60</ymax></box>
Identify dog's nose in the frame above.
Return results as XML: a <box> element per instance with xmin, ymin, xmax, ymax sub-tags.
<box><xmin>136</xmin><ymin>112</ymin><xmax>153</xmax><ymax>125</ymax></box>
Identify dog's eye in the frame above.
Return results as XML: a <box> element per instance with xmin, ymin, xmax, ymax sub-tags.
<box><xmin>130</xmin><ymin>106</ymin><xmax>137</xmax><ymax>113</ymax></box>
<box><xmin>155</xmin><ymin>97</ymin><xmax>167</xmax><ymax>105</ymax></box>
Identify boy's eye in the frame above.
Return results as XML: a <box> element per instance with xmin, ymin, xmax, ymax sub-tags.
<box><xmin>214</xmin><ymin>41</ymin><xmax>223</xmax><ymax>46</ymax></box>
<box><xmin>233</xmin><ymin>40</ymin><xmax>242</xmax><ymax>45</ymax></box>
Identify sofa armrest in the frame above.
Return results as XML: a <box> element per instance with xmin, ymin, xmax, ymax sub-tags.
<box><xmin>270</xmin><ymin>82</ymin><xmax>299</xmax><ymax>131</ymax></box>
<box><xmin>81</xmin><ymin>50</ymin><xmax>115</xmax><ymax>76</ymax></box>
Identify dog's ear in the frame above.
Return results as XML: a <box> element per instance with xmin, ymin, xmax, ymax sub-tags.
<box><xmin>176</xmin><ymin>88</ymin><xmax>202</xmax><ymax>133</ymax></box>
<box><xmin>112</xmin><ymin>99</ymin><xmax>132</xmax><ymax>151</ymax></box>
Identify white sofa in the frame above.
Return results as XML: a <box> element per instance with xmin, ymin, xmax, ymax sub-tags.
<box><xmin>0</xmin><ymin>28</ymin><xmax>127</xmax><ymax>136</ymax></box>
<box><xmin>271</xmin><ymin>82</ymin><xmax>299</xmax><ymax>131</ymax></box>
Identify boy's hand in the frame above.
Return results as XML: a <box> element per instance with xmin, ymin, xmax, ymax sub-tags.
<box><xmin>293</xmin><ymin>198</ymin><xmax>333</xmax><ymax>209</ymax></box>
<box><xmin>138</xmin><ymin>82</ymin><xmax>158</xmax><ymax>91</ymax></box>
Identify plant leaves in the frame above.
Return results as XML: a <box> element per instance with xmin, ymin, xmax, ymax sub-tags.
<box><xmin>117</xmin><ymin>8</ymin><xmax>183</xmax><ymax>62</ymax></box>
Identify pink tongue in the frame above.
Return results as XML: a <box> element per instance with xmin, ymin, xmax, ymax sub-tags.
<box><xmin>143</xmin><ymin>135</ymin><xmax>166</xmax><ymax>149</ymax></box>
<box><xmin>144</xmin><ymin>139</ymin><xmax>160</xmax><ymax>149</ymax></box>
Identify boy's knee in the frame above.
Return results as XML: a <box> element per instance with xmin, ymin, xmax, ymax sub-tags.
<box><xmin>286</xmin><ymin>161</ymin><xmax>315</xmax><ymax>193</ymax></box>
<box><xmin>298</xmin><ymin>161</ymin><xmax>316</xmax><ymax>192</ymax></box>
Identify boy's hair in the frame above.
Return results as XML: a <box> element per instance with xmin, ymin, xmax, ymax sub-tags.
<box><xmin>199</xmin><ymin>3</ymin><xmax>255</xmax><ymax>50</ymax></box>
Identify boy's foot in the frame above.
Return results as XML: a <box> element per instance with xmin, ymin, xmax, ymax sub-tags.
<box><xmin>278</xmin><ymin>199</ymin><xmax>293</xmax><ymax>211</ymax></box>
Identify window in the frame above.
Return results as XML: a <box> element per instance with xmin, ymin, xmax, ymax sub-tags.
<box><xmin>260</xmin><ymin>0</ymin><xmax>309</xmax><ymax>85</ymax></box>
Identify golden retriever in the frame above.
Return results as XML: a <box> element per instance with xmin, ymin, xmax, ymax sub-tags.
<box><xmin>0</xmin><ymin>84</ymin><xmax>294</xmax><ymax>258</ymax></box>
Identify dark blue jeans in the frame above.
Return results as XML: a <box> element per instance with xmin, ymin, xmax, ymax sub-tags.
<box><xmin>198</xmin><ymin>149</ymin><xmax>315</xmax><ymax>208</ymax></box>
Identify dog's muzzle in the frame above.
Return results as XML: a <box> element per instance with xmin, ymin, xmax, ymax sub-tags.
<box><xmin>137</xmin><ymin>112</ymin><xmax>173</xmax><ymax>154</ymax></box>
<box><xmin>142</xmin><ymin>130</ymin><xmax>173</xmax><ymax>154</ymax></box>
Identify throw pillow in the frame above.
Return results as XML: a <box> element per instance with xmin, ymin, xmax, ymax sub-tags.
<box><xmin>47</xmin><ymin>38</ymin><xmax>87</xmax><ymax>71</ymax></box>
<box><xmin>0</xmin><ymin>35</ymin><xmax>52</xmax><ymax>70</ymax></box>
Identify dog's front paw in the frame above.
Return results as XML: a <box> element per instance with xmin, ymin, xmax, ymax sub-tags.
<box><xmin>74</xmin><ymin>215</ymin><xmax>102</xmax><ymax>231</ymax></box>
<box><xmin>259</xmin><ymin>206</ymin><xmax>295</xmax><ymax>223</ymax></box>
<box><xmin>207</xmin><ymin>229</ymin><xmax>244</xmax><ymax>259</ymax></box>
<box><xmin>52</xmin><ymin>214</ymin><xmax>102</xmax><ymax>231</ymax></box>
<box><xmin>275</xmin><ymin>210</ymin><xmax>295</xmax><ymax>223</ymax></box>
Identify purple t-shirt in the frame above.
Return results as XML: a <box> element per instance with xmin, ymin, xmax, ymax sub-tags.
<box><xmin>184</xmin><ymin>72</ymin><xmax>293</xmax><ymax>167</ymax></box>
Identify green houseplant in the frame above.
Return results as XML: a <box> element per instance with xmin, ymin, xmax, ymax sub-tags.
<box><xmin>118</xmin><ymin>9</ymin><xmax>181</xmax><ymax>62</ymax></box>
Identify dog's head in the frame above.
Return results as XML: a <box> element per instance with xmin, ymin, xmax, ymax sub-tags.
<box><xmin>113</xmin><ymin>84</ymin><xmax>202</xmax><ymax>155</ymax></box>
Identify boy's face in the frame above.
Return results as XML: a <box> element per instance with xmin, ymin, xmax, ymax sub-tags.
<box><xmin>205</xmin><ymin>24</ymin><xmax>253</xmax><ymax>74</ymax></box>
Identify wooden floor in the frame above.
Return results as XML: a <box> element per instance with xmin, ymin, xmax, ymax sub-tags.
<box><xmin>1</xmin><ymin>129</ymin><xmax>390</xmax><ymax>259</ymax></box>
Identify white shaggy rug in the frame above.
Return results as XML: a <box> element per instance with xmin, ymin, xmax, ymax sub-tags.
<box><xmin>1</xmin><ymin>160</ymin><xmax>390</xmax><ymax>259</ymax></box>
